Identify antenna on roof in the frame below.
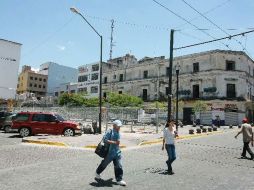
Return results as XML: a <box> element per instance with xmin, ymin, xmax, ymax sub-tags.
<box><xmin>109</xmin><ymin>19</ymin><xmax>115</xmax><ymax>60</ymax></box>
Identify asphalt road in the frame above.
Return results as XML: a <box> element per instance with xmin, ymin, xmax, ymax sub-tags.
<box><xmin>0</xmin><ymin>130</ymin><xmax>254</xmax><ymax>190</ymax></box>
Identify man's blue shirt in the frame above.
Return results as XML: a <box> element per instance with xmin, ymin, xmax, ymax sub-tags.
<box><xmin>103</xmin><ymin>128</ymin><xmax>121</xmax><ymax>158</ymax></box>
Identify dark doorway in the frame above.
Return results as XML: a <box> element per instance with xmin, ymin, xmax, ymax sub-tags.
<box><xmin>143</xmin><ymin>89</ymin><xmax>148</xmax><ymax>101</ymax></box>
<box><xmin>183</xmin><ymin>107</ymin><xmax>193</xmax><ymax>124</ymax></box>
<box><xmin>193</xmin><ymin>85</ymin><xmax>200</xmax><ymax>99</ymax></box>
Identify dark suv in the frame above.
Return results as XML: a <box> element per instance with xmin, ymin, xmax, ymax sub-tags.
<box><xmin>11</xmin><ymin>112</ymin><xmax>82</xmax><ymax>137</ymax></box>
<box><xmin>0</xmin><ymin>111</ymin><xmax>13</xmax><ymax>129</ymax></box>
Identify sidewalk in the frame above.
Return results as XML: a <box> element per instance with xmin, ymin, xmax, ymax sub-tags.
<box><xmin>22</xmin><ymin>125</ymin><xmax>238</xmax><ymax>149</ymax></box>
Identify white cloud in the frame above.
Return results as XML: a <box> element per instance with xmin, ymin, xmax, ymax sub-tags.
<box><xmin>31</xmin><ymin>67</ymin><xmax>40</xmax><ymax>72</ymax></box>
<box><xmin>57</xmin><ymin>45</ymin><xmax>66</xmax><ymax>51</ymax></box>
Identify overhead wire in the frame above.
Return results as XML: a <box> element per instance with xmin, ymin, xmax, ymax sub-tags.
<box><xmin>175</xmin><ymin>0</ymin><xmax>233</xmax><ymax>29</ymax></box>
<box><xmin>152</xmin><ymin>0</ymin><xmax>231</xmax><ymax>50</ymax></box>
<box><xmin>174</xmin><ymin>29</ymin><xmax>254</xmax><ymax>50</ymax></box>
<box><xmin>180</xmin><ymin>0</ymin><xmax>252</xmax><ymax>56</ymax></box>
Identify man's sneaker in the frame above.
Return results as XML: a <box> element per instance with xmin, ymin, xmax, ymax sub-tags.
<box><xmin>95</xmin><ymin>173</ymin><xmax>101</xmax><ymax>180</ymax></box>
<box><xmin>117</xmin><ymin>180</ymin><xmax>127</xmax><ymax>186</ymax></box>
<box><xmin>168</xmin><ymin>171</ymin><xmax>175</xmax><ymax>175</ymax></box>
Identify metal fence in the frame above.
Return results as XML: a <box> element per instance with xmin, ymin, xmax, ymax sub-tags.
<box><xmin>12</xmin><ymin>106</ymin><xmax>168</xmax><ymax>127</ymax></box>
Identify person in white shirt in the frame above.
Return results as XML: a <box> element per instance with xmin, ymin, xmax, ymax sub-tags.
<box><xmin>162</xmin><ymin>121</ymin><xmax>177</xmax><ymax>175</ymax></box>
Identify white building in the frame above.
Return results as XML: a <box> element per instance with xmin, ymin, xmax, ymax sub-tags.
<box><xmin>102</xmin><ymin>50</ymin><xmax>254</xmax><ymax>125</ymax></box>
<box><xmin>77</xmin><ymin>62</ymin><xmax>101</xmax><ymax>98</ymax></box>
<box><xmin>53</xmin><ymin>82</ymin><xmax>78</xmax><ymax>97</ymax></box>
<box><xmin>0</xmin><ymin>39</ymin><xmax>21</xmax><ymax>99</ymax></box>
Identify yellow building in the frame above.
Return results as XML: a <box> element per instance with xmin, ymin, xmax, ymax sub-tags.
<box><xmin>17</xmin><ymin>65</ymin><xmax>47</xmax><ymax>99</ymax></box>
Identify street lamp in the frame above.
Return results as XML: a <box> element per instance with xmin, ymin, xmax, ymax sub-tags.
<box><xmin>175</xmin><ymin>63</ymin><xmax>180</xmax><ymax>132</ymax></box>
<box><xmin>70</xmin><ymin>7</ymin><xmax>103</xmax><ymax>134</ymax></box>
<box><xmin>168</xmin><ymin>29</ymin><xmax>174</xmax><ymax>122</ymax></box>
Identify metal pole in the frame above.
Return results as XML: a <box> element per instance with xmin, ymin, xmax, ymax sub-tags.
<box><xmin>98</xmin><ymin>36</ymin><xmax>103</xmax><ymax>134</ymax></box>
<box><xmin>70</xmin><ymin>7</ymin><xmax>103</xmax><ymax>134</ymax></box>
<box><xmin>176</xmin><ymin>69</ymin><xmax>179</xmax><ymax>131</ymax></box>
<box><xmin>168</xmin><ymin>29</ymin><xmax>174</xmax><ymax>122</ymax></box>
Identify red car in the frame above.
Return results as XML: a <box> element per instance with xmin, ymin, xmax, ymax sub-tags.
<box><xmin>11</xmin><ymin>112</ymin><xmax>82</xmax><ymax>137</ymax></box>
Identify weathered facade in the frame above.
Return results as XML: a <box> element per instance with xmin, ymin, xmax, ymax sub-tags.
<box><xmin>17</xmin><ymin>65</ymin><xmax>48</xmax><ymax>99</ymax></box>
<box><xmin>102</xmin><ymin>50</ymin><xmax>254</xmax><ymax>125</ymax></box>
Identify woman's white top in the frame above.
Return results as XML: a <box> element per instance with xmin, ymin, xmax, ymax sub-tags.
<box><xmin>163</xmin><ymin>127</ymin><xmax>176</xmax><ymax>145</ymax></box>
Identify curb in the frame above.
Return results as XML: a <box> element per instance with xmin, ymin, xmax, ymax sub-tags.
<box><xmin>22</xmin><ymin>139</ymin><xmax>67</xmax><ymax>147</ymax></box>
<box><xmin>84</xmin><ymin>145</ymin><xmax>127</xmax><ymax>149</ymax></box>
<box><xmin>138</xmin><ymin>130</ymin><xmax>224</xmax><ymax>146</ymax></box>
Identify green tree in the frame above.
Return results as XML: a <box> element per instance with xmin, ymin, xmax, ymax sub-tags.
<box><xmin>107</xmin><ymin>92</ymin><xmax>143</xmax><ymax>107</ymax></box>
<box><xmin>58</xmin><ymin>93</ymin><xmax>85</xmax><ymax>106</ymax></box>
<box><xmin>192</xmin><ymin>100</ymin><xmax>207</xmax><ymax>113</ymax></box>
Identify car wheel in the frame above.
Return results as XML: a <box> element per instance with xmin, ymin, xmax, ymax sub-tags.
<box><xmin>63</xmin><ymin>128</ymin><xmax>74</xmax><ymax>136</ymax></box>
<box><xmin>4</xmin><ymin>125</ymin><xmax>11</xmax><ymax>133</ymax></box>
<box><xmin>19</xmin><ymin>127</ymin><xmax>31</xmax><ymax>137</ymax></box>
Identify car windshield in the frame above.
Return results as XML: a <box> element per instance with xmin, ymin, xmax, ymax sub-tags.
<box><xmin>5</xmin><ymin>114</ymin><xmax>16</xmax><ymax>121</ymax></box>
<box><xmin>55</xmin><ymin>114</ymin><xmax>65</xmax><ymax>121</ymax></box>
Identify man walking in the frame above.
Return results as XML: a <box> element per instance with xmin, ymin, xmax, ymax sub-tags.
<box><xmin>162</xmin><ymin>121</ymin><xmax>177</xmax><ymax>175</ymax></box>
<box><xmin>235</xmin><ymin>118</ymin><xmax>254</xmax><ymax>160</ymax></box>
<box><xmin>95</xmin><ymin>120</ymin><xmax>126</xmax><ymax>186</ymax></box>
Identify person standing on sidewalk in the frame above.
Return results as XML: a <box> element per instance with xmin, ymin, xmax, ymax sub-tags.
<box><xmin>162</xmin><ymin>121</ymin><xmax>177</xmax><ymax>175</ymax></box>
<box><xmin>235</xmin><ymin>118</ymin><xmax>254</xmax><ymax>160</ymax></box>
<box><xmin>95</xmin><ymin>120</ymin><xmax>126</xmax><ymax>186</ymax></box>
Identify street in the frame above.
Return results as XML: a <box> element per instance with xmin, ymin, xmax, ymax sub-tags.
<box><xmin>0</xmin><ymin>131</ymin><xmax>254</xmax><ymax>190</ymax></box>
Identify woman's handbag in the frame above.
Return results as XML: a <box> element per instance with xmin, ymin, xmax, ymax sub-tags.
<box><xmin>95</xmin><ymin>130</ymin><xmax>112</xmax><ymax>158</ymax></box>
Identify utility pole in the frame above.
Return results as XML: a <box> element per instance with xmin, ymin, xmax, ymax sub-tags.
<box><xmin>168</xmin><ymin>29</ymin><xmax>174</xmax><ymax>122</ymax></box>
<box><xmin>109</xmin><ymin>19</ymin><xmax>114</xmax><ymax>60</ymax></box>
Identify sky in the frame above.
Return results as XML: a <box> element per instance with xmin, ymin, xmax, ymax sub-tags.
<box><xmin>1</xmin><ymin>0</ymin><xmax>254</xmax><ymax>71</ymax></box>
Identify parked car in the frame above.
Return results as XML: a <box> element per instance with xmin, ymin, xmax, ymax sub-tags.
<box><xmin>0</xmin><ymin>111</ymin><xmax>13</xmax><ymax>129</ymax></box>
<box><xmin>2</xmin><ymin>113</ymin><xmax>17</xmax><ymax>133</ymax></box>
<box><xmin>11</xmin><ymin>112</ymin><xmax>82</xmax><ymax>137</ymax></box>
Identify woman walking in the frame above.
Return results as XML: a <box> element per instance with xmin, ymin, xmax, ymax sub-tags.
<box><xmin>162</xmin><ymin>121</ymin><xmax>177</xmax><ymax>175</ymax></box>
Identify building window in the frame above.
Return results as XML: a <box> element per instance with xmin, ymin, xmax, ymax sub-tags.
<box><xmin>143</xmin><ymin>70</ymin><xmax>148</xmax><ymax>79</ymax></box>
<box><xmin>30</xmin><ymin>77</ymin><xmax>33</xmax><ymax>80</ymax></box>
<box><xmin>193</xmin><ymin>62</ymin><xmax>199</xmax><ymax>73</ymax></box>
<box><xmin>91</xmin><ymin>73</ymin><xmax>99</xmax><ymax>80</ymax></box>
<box><xmin>119</xmin><ymin>91</ymin><xmax>122</xmax><ymax>94</ymax></box>
<box><xmin>166</xmin><ymin>67</ymin><xmax>170</xmax><ymax>76</ymax></box>
<box><xmin>39</xmin><ymin>85</ymin><xmax>41</xmax><ymax>88</ymax></box>
<box><xmin>119</xmin><ymin>74</ymin><xmax>124</xmax><ymax>82</ymax></box>
<box><xmin>43</xmin><ymin>79</ymin><xmax>46</xmax><ymax>82</ymax></box>
<box><xmin>226</xmin><ymin>60</ymin><xmax>235</xmax><ymax>71</ymax></box>
<box><xmin>78</xmin><ymin>87</ymin><xmax>87</xmax><ymax>93</ymax></box>
<box><xmin>227</xmin><ymin>84</ymin><xmax>236</xmax><ymax>98</ymax></box>
<box><xmin>43</xmin><ymin>85</ymin><xmax>45</xmax><ymax>89</ymax></box>
<box><xmin>103</xmin><ymin>92</ymin><xmax>107</xmax><ymax>99</ymax></box>
<box><xmin>78</xmin><ymin>75</ymin><xmax>88</xmax><ymax>82</ymax></box>
<box><xmin>55</xmin><ymin>92</ymin><xmax>59</xmax><ymax>97</ymax></box>
<box><xmin>39</xmin><ymin>78</ymin><xmax>42</xmax><ymax>81</ymax></box>
<box><xmin>165</xmin><ymin>87</ymin><xmax>169</xmax><ymax>95</ymax></box>
<box><xmin>113</xmin><ymin>75</ymin><xmax>116</xmax><ymax>79</ymax></box>
<box><xmin>92</xmin><ymin>64</ymin><xmax>99</xmax><ymax>71</ymax></box>
<box><xmin>70</xmin><ymin>90</ymin><xmax>76</xmax><ymax>94</ymax></box>
<box><xmin>34</xmin><ymin>84</ymin><xmax>37</xmax><ymax>87</ymax></box>
<box><xmin>35</xmin><ymin>77</ymin><xmax>37</xmax><ymax>80</ymax></box>
<box><xmin>143</xmin><ymin>89</ymin><xmax>148</xmax><ymax>101</ymax></box>
<box><xmin>104</xmin><ymin>77</ymin><xmax>107</xmax><ymax>84</ymax></box>
<box><xmin>117</xmin><ymin>59</ymin><xmax>123</xmax><ymax>64</ymax></box>
<box><xmin>193</xmin><ymin>85</ymin><xmax>199</xmax><ymax>98</ymax></box>
<box><xmin>30</xmin><ymin>83</ymin><xmax>32</xmax><ymax>87</ymax></box>
<box><xmin>91</xmin><ymin>86</ymin><xmax>98</xmax><ymax>93</ymax></box>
